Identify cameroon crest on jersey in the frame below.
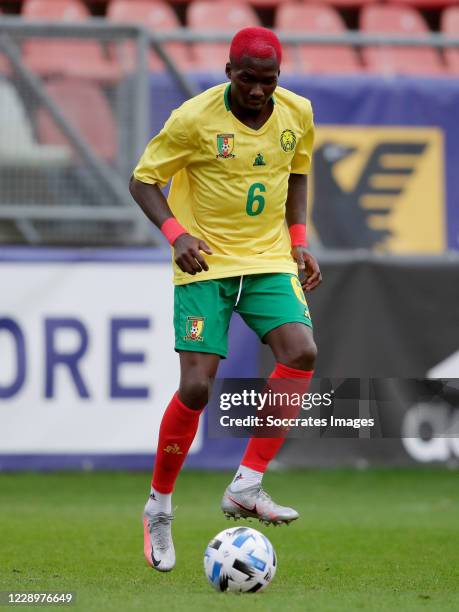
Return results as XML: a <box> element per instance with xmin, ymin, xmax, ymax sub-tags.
<box><xmin>216</xmin><ymin>133</ymin><xmax>235</xmax><ymax>158</ymax></box>
<box><xmin>185</xmin><ymin>316</ymin><xmax>205</xmax><ymax>341</ymax></box>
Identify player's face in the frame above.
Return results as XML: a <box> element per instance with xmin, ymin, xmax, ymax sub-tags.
<box><xmin>226</xmin><ymin>55</ymin><xmax>279</xmax><ymax>113</ymax></box>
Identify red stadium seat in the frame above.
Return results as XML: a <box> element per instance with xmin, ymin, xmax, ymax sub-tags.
<box><xmin>0</xmin><ymin>54</ymin><xmax>10</xmax><ymax>77</ymax></box>
<box><xmin>360</xmin><ymin>5</ymin><xmax>446</xmax><ymax>76</ymax></box>
<box><xmin>386</xmin><ymin>0</ymin><xmax>457</xmax><ymax>9</ymax></box>
<box><xmin>35</xmin><ymin>78</ymin><xmax>118</xmax><ymax>162</ymax></box>
<box><xmin>188</xmin><ymin>1</ymin><xmax>260</xmax><ymax>71</ymax></box>
<box><xmin>0</xmin><ymin>8</ymin><xmax>11</xmax><ymax>76</ymax></box>
<box><xmin>442</xmin><ymin>6</ymin><xmax>459</xmax><ymax>74</ymax></box>
<box><xmin>276</xmin><ymin>3</ymin><xmax>362</xmax><ymax>73</ymax></box>
<box><xmin>107</xmin><ymin>0</ymin><xmax>192</xmax><ymax>72</ymax></box>
<box><xmin>247</xmin><ymin>0</ymin><xmax>292</xmax><ymax>7</ymax></box>
<box><xmin>22</xmin><ymin>0</ymin><xmax>120</xmax><ymax>82</ymax></box>
<box><xmin>301</xmin><ymin>0</ymin><xmax>378</xmax><ymax>10</ymax></box>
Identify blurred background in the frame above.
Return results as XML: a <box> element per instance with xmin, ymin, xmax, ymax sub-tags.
<box><xmin>0</xmin><ymin>0</ymin><xmax>458</xmax><ymax>472</ymax></box>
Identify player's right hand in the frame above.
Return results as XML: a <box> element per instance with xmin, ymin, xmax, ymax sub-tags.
<box><xmin>173</xmin><ymin>234</ymin><xmax>213</xmax><ymax>275</ymax></box>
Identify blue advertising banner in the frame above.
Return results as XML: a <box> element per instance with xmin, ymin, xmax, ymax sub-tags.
<box><xmin>148</xmin><ymin>74</ymin><xmax>459</xmax><ymax>252</ymax></box>
<box><xmin>0</xmin><ymin>248</ymin><xmax>256</xmax><ymax>471</ymax></box>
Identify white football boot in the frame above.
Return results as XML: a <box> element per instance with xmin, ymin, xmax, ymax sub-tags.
<box><xmin>221</xmin><ymin>484</ymin><xmax>299</xmax><ymax>526</ymax></box>
<box><xmin>143</xmin><ymin>509</ymin><xmax>175</xmax><ymax>572</ymax></box>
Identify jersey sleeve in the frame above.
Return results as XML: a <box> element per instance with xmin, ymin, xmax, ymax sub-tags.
<box><xmin>133</xmin><ymin>109</ymin><xmax>195</xmax><ymax>188</ymax></box>
<box><xmin>290</xmin><ymin>100</ymin><xmax>315</xmax><ymax>175</ymax></box>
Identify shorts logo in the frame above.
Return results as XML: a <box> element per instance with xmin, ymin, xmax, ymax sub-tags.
<box><xmin>280</xmin><ymin>129</ymin><xmax>297</xmax><ymax>152</ymax></box>
<box><xmin>184</xmin><ymin>316</ymin><xmax>205</xmax><ymax>342</ymax></box>
<box><xmin>291</xmin><ymin>276</ymin><xmax>307</xmax><ymax>306</ymax></box>
<box><xmin>216</xmin><ymin>133</ymin><xmax>235</xmax><ymax>158</ymax></box>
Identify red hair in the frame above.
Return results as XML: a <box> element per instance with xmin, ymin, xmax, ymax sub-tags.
<box><xmin>229</xmin><ymin>27</ymin><xmax>282</xmax><ymax>65</ymax></box>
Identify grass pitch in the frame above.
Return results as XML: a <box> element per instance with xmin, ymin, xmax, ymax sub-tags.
<box><xmin>0</xmin><ymin>469</ymin><xmax>458</xmax><ymax>611</ymax></box>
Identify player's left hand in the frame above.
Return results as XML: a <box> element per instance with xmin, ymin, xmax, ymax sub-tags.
<box><xmin>291</xmin><ymin>246</ymin><xmax>322</xmax><ymax>292</ymax></box>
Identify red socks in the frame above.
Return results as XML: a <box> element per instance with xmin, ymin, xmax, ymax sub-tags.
<box><xmin>241</xmin><ymin>363</ymin><xmax>313</xmax><ymax>473</ymax></box>
<box><xmin>152</xmin><ymin>365</ymin><xmax>312</xmax><ymax>490</ymax></box>
<box><xmin>152</xmin><ymin>392</ymin><xmax>203</xmax><ymax>494</ymax></box>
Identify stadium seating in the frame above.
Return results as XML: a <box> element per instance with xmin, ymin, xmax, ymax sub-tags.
<box><xmin>107</xmin><ymin>0</ymin><xmax>191</xmax><ymax>72</ymax></box>
<box><xmin>0</xmin><ymin>78</ymin><xmax>70</xmax><ymax>166</ymax></box>
<box><xmin>442</xmin><ymin>6</ymin><xmax>459</xmax><ymax>74</ymax></box>
<box><xmin>276</xmin><ymin>3</ymin><xmax>362</xmax><ymax>73</ymax></box>
<box><xmin>247</xmin><ymin>0</ymin><xmax>292</xmax><ymax>7</ymax></box>
<box><xmin>188</xmin><ymin>1</ymin><xmax>260</xmax><ymax>71</ymax></box>
<box><xmin>0</xmin><ymin>8</ymin><xmax>10</xmax><ymax>76</ymax></box>
<box><xmin>386</xmin><ymin>0</ymin><xmax>457</xmax><ymax>9</ymax></box>
<box><xmin>22</xmin><ymin>0</ymin><xmax>120</xmax><ymax>82</ymax></box>
<box><xmin>303</xmin><ymin>0</ymin><xmax>378</xmax><ymax>9</ymax></box>
<box><xmin>35</xmin><ymin>78</ymin><xmax>118</xmax><ymax>162</ymax></box>
<box><xmin>360</xmin><ymin>5</ymin><xmax>446</xmax><ymax>75</ymax></box>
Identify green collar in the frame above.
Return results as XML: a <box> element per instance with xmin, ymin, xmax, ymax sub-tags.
<box><xmin>224</xmin><ymin>83</ymin><xmax>231</xmax><ymax>111</ymax></box>
<box><xmin>224</xmin><ymin>84</ymin><xmax>276</xmax><ymax>111</ymax></box>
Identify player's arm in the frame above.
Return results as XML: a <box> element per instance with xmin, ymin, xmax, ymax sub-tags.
<box><xmin>129</xmin><ymin>177</ymin><xmax>212</xmax><ymax>276</ymax></box>
<box><xmin>129</xmin><ymin>107</ymin><xmax>212</xmax><ymax>276</ymax></box>
<box><xmin>285</xmin><ymin>173</ymin><xmax>321</xmax><ymax>291</ymax></box>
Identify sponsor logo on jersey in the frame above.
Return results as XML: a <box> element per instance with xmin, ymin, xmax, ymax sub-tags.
<box><xmin>216</xmin><ymin>133</ymin><xmax>235</xmax><ymax>158</ymax></box>
<box><xmin>280</xmin><ymin>129</ymin><xmax>297</xmax><ymax>152</ymax></box>
<box><xmin>253</xmin><ymin>153</ymin><xmax>266</xmax><ymax>166</ymax></box>
<box><xmin>311</xmin><ymin>126</ymin><xmax>445</xmax><ymax>253</ymax></box>
<box><xmin>184</xmin><ymin>316</ymin><xmax>205</xmax><ymax>341</ymax></box>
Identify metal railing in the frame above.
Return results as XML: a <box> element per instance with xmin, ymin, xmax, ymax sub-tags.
<box><xmin>0</xmin><ymin>18</ymin><xmax>161</xmax><ymax>244</ymax></box>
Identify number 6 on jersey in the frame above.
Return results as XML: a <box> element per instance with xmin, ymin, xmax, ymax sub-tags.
<box><xmin>246</xmin><ymin>183</ymin><xmax>266</xmax><ymax>216</ymax></box>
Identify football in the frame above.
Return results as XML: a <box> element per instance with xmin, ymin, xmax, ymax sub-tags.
<box><xmin>204</xmin><ymin>526</ymin><xmax>277</xmax><ymax>593</ymax></box>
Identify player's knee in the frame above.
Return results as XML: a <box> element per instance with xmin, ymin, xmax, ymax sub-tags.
<box><xmin>179</xmin><ymin>378</ymin><xmax>209</xmax><ymax>410</ymax></box>
<box><xmin>283</xmin><ymin>341</ymin><xmax>317</xmax><ymax>371</ymax></box>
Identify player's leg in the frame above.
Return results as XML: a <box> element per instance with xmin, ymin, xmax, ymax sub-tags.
<box><xmin>150</xmin><ymin>351</ymin><xmax>221</xmax><ymax>502</ymax></box>
<box><xmin>143</xmin><ymin>351</ymin><xmax>220</xmax><ymax>571</ymax></box>
<box><xmin>222</xmin><ymin>273</ymin><xmax>316</xmax><ymax>524</ymax></box>
<box><xmin>239</xmin><ymin>322</ymin><xmax>316</xmax><ymax>481</ymax></box>
<box><xmin>144</xmin><ymin>278</ymin><xmax>234</xmax><ymax>571</ymax></box>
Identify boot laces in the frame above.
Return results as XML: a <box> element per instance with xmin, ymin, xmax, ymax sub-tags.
<box><xmin>150</xmin><ymin>513</ymin><xmax>174</xmax><ymax>551</ymax></box>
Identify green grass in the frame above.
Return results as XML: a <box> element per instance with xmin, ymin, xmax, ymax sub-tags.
<box><xmin>0</xmin><ymin>469</ymin><xmax>458</xmax><ymax>611</ymax></box>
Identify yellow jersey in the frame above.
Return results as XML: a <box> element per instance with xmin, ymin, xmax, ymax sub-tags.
<box><xmin>134</xmin><ymin>83</ymin><xmax>314</xmax><ymax>285</ymax></box>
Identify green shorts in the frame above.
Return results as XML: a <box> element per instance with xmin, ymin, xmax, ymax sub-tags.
<box><xmin>174</xmin><ymin>273</ymin><xmax>312</xmax><ymax>358</ymax></box>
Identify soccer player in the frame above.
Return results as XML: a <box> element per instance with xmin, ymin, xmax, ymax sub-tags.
<box><xmin>130</xmin><ymin>27</ymin><xmax>321</xmax><ymax>572</ymax></box>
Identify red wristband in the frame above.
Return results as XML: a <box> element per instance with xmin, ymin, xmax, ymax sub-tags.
<box><xmin>289</xmin><ymin>224</ymin><xmax>307</xmax><ymax>247</ymax></box>
<box><xmin>161</xmin><ymin>218</ymin><xmax>187</xmax><ymax>245</ymax></box>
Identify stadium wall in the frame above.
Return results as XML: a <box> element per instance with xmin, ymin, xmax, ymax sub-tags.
<box><xmin>274</xmin><ymin>254</ymin><xmax>459</xmax><ymax>468</ymax></box>
<box><xmin>0</xmin><ymin>248</ymin><xmax>253</xmax><ymax>470</ymax></box>
<box><xmin>0</xmin><ymin>249</ymin><xmax>458</xmax><ymax>470</ymax></box>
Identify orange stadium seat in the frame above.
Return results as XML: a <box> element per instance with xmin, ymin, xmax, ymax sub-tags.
<box><xmin>442</xmin><ymin>6</ymin><xmax>459</xmax><ymax>74</ymax></box>
<box><xmin>360</xmin><ymin>5</ymin><xmax>446</xmax><ymax>75</ymax></box>
<box><xmin>276</xmin><ymin>3</ymin><xmax>362</xmax><ymax>73</ymax></box>
<box><xmin>22</xmin><ymin>0</ymin><xmax>120</xmax><ymax>82</ymax></box>
<box><xmin>107</xmin><ymin>0</ymin><xmax>192</xmax><ymax>72</ymax></box>
<box><xmin>36</xmin><ymin>78</ymin><xmax>118</xmax><ymax>162</ymax></box>
<box><xmin>188</xmin><ymin>1</ymin><xmax>260</xmax><ymax>71</ymax></box>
